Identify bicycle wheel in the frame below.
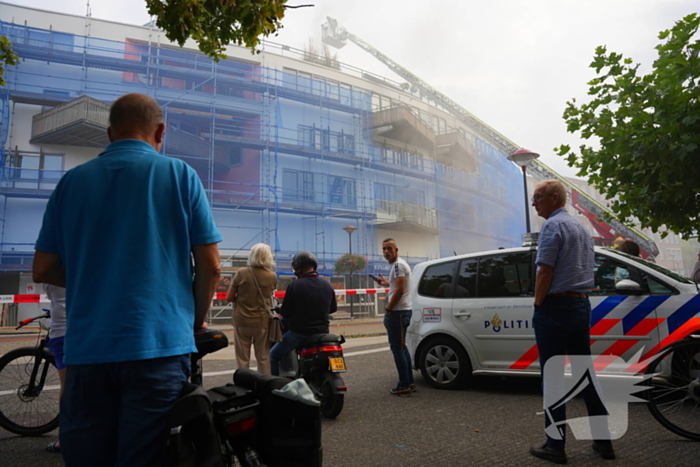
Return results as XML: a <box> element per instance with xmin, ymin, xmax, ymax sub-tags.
<box><xmin>0</xmin><ymin>346</ymin><xmax>61</xmax><ymax>436</ymax></box>
<box><xmin>645</xmin><ymin>338</ymin><xmax>700</xmax><ymax>441</ymax></box>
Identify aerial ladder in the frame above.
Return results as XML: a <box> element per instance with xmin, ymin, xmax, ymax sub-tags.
<box><xmin>321</xmin><ymin>17</ymin><xmax>659</xmax><ymax>257</ymax></box>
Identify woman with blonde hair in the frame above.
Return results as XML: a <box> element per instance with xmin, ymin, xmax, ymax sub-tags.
<box><xmin>226</xmin><ymin>243</ymin><xmax>277</xmax><ymax>374</ymax></box>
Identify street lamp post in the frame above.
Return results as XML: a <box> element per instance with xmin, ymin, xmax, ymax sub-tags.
<box><xmin>507</xmin><ymin>149</ymin><xmax>540</xmax><ymax>234</ymax></box>
<box><xmin>342</xmin><ymin>225</ymin><xmax>357</xmax><ymax>319</ymax></box>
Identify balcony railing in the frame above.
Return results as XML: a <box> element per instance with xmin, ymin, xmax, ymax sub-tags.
<box><xmin>0</xmin><ymin>166</ymin><xmax>66</xmax><ymax>193</ymax></box>
<box><xmin>375</xmin><ymin>199</ymin><xmax>438</xmax><ymax>232</ymax></box>
<box><xmin>31</xmin><ymin>96</ymin><xmax>110</xmax><ymax>148</ymax></box>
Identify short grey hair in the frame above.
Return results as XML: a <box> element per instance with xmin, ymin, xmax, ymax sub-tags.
<box><xmin>247</xmin><ymin>243</ymin><xmax>275</xmax><ymax>269</ymax></box>
<box><xmin>541</xmin><ymin>179</ymin><xmax>567</xmax><ymax>205</ymax></box>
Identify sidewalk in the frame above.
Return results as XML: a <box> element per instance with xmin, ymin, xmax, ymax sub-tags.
<box><xmin>204</xmin><ymin>334</ymin><xmax>388</xmax><ymax>361</ymax></box>
<box><xmin>0</xmin><ymin>317</ymin><xmax>386</xmax><ymax>356</ymax></box>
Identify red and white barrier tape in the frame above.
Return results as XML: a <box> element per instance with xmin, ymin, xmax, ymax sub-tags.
<box><xmin>0</xmin><ymin>294</ymin><xmax>47</xmax><ymax>304</ymax></box>
<box><xmin>1</xmin><ymin>288</ymin><xmax>390</xmax><ymax>304</ymax></box>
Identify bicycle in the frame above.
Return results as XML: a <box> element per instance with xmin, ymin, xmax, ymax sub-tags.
<box><xmin>644</xmin><ymin>335</ymin><xmax>700</xmax><ymax>441</ymax></box>
<box><xmin>0</xmin><ymin>308</ymin><xmax>60</xmax><ymax>436</ymax></box>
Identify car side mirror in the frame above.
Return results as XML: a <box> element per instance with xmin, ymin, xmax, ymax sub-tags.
<box><xmin>615</xmin><ymin>279</ymin><xmax>644</xmax><ymax>295</ymax></box>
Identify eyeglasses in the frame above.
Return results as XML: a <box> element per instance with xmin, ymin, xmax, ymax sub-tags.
<box><xmin>531</xmin><ymin>193</ymin><xmax>554</xmax><ymax>202</ymax></box>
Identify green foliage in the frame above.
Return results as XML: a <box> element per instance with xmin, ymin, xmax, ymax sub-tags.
<box><xmin>303</xmin><ymin>38</ymin><xmax>340</xmax><ymax>70</ymax></box>
<box><xmin>145</xmin><ymin>0</ymin><xmax>288</xmax><ymax>60</ymax></box>
<box><xmin>334</xmin><ymin>253</ymin><xmax>368</xmax><ymax>275</ymax></box>
<box><xmin>0</xmin><ymin>36</ymin><xmax>19</xmax><ymax>87</ymax></box>
<box><xmin>557</xmin><ymin>14</ymin><xmax>700</xmax><ymax>238</ymax></box>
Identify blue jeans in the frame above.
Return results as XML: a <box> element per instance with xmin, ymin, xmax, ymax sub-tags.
<box><xmin>60</xmin><ymin>354</ymin><xmax>190</xmax><ymax>467</ymax></box>
<box><xmin>384</xmin><ymin>310</ymin><xmax>414</xmax><ymax>387</ymax></box>
<box><xmin>534</xmin><ymin>297</ymin><xmax>610</xmax><ymax>449</ymax></box>
<box><xmin>270</xmin><ymin>330</ymin><xmax>308</xmax><ymax>376</ymax></box>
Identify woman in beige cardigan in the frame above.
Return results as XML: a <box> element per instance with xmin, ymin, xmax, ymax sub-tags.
<box><xmin>226</xmin><ymin>243</ymin><xmax>277</xmax><ymax>375</ymax></box>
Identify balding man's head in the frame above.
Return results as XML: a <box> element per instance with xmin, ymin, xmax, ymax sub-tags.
<box><xmin>108</xmin><ymin>93</ymin><xmax>164</xmax><ymax>147</ymax></box>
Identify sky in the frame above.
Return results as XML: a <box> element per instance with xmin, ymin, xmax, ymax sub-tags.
<box><xmin>4</xmin><ymin>0</ymin><xmax>699</xmax><ymax>178</ymax></box>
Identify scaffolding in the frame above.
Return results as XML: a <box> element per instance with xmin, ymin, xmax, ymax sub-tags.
<box><xmin>0</xmin><ymin>20</ymin><xmax>525</xmax><ymax>277</ymax></box>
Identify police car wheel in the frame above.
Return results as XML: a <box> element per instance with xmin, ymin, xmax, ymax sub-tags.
<box><xmin>419</xmin><ymin>337</ymin><xmax>471</xmax><ymax>390</ymax></box>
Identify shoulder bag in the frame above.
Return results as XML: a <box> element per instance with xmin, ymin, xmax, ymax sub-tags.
<box><xmin>249</xmin><ymin>267</ymin><xmax>283</xmax><ymax>343</ymax></box>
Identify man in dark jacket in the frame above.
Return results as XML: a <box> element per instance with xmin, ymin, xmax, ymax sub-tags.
<box><xmin>270</xmin><ymin>251</ymin><xmax>337</xmax><ymax>375</ymax></box>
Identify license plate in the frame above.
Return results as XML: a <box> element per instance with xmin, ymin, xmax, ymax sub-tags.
<box><xmin>329</xmin><ymin>357</ymin><xmax>346</xmax><ymax>372</ymax></box>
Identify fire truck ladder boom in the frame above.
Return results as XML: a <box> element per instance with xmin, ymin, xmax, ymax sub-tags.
<box><xmin>321</xmin><ymin>17</ymin><xmax>658</xmax><ymax>257</ymax></box>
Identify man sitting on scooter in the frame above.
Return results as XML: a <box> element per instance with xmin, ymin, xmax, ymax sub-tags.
<box><xmin>270</xmin><ymin>251</ymin><xmax>337</xmax><ymax>376</ymax></box>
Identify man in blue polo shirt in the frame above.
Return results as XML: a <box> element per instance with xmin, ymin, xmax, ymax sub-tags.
<box><xmin>529</xmin><ymin>179</ymin><xmax>613</xmax><ymax>464</ymax></box>
<box><xmin>33</xmin><ymin>93</ymin><xmax>222</xmax><ymax>467</ymax></box>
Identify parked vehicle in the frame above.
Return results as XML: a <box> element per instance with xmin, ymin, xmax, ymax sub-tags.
<box><xmin>406</xmin><ymin>246</ymin><xmax>700</xmax><ymax>389</ymax></box>
<box><xmin>280</xmin><ymin>333</ymin><xmax>348</xmax><ymax>419</ymax></box>
<box><xmin>167</xmin><ymin>329</ymin><xmax>323</xmax><ymax>467</ymax></box>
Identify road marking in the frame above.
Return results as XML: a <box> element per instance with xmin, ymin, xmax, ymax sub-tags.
<box><xmin>0</xmin><ymin>384</ymin><xmax>60</xmax><ymax>397</ymax></box>
<box><xmin>345</xmin><ymin>347</ymin><xmax>390</xmax><ymax>357</ymax></box>
<box><xmin>0</xmin><ymin>348</ymin><xmax>393</xmax><ymax>389</ymax></box>
<box><xmin>201</xmin><ymin>346</ymin><xmax>390</xmax><ymax>378</ymax></box>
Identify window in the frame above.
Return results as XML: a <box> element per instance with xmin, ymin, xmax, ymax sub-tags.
<box><xmin>646</xmin><ymin>276</ymin><xmax>673</xmax><ymax>294</ymax></box>
<box><xmin>337</xmin><ymin>132</ymin><xmax>355</xmax><ymax>155</ymax></box>
<box><xmin>478</xmin><ymin>253</ymin><xmax>532</xmax><ymax>298</ymax></box>
<box><xmin>329</xmin><ymin>176</ymin><xmax>355</xmax><ymax>206</ymax></box>
<box><xmin>418</xmin><ymin>261</ymin><xmax>457</xmax><ymax>298</ymax></box>
<box><xmin>298</xmin><ymin>125</ymin><xmax>330</xmax><ymax>151</ymax></box>
<box><xmin>593</xmin><ymin>255</ymin><xmax>623</xmax><ymax>295</ymax></box>
<box><xmin>374</xmin><ymin>183</ymin><xmax>423</xmax><ymax>208</ymax></box>
<box><xmin>339</xmin><ymin>83</ymin><xmax>352</xmax><ymax>106</ymax></box>
<box><xmin>456</xmin><ymin>258</ymin><xmax>478</xmax><ymax>298</ymax></box>
<box><xmin>228</xmin><ymin>147</ymin><xmax>243</xmax><ymax>167</ymax></box>
<box><xmin>592</xmin><ymin>254</ymin><xmax>650</xmax><ymax>295</ymax></box>
<box><xmin>7</xmin><ymin>151</ymin><xmax>64</xmax><ymax>190</ymax></box>
<box><xmin>282</xmin><ymin>170</ymin><xmax>314</xmax><ymax>202</ymax></box>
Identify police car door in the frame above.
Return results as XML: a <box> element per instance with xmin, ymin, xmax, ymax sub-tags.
<box><xmin>451</xmin><ymin>251</ymin><xmax>535</xmax><ymax>370</ymax></box>
<box><xmin>588</xmin><ymin>252</ymin><xmax>660</xmax><ymax>373</ymax></box>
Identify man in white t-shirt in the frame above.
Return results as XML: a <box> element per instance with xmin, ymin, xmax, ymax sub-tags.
<box><xmin>375</xmin><ymin>238</ymin><xmax>415</xmax><ymax>396</ymax></box>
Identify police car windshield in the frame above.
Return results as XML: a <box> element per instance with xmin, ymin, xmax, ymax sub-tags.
<box><xmin>608</xmin><ymin>249</ymin><xmax>692</xmax><ymax>284</ymax></box>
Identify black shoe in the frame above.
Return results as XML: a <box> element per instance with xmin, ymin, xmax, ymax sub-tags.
<box><xmin>409</xmin><ymin>383</ymin><xmax>417</xmax><ymax>393</ymax></box>
<box><xmin>390</xmin><ymin>385</ymin><xmax>412</xmax><ymax>396</ymax></box>
<box><xmin>529</xmin><ymin>443</ymin><xmax>567</xmax><ymax>464</ymax></box>
<box><xmin>592</xmin><ymin>442</ymin><xmax>616</xmax><ymax>460</ymax></box>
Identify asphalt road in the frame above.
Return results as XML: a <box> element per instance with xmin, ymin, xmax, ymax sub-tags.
<box><xmin>1</xmin><ymin>336</ymin><xmax>698</xmax><ymax>466</ymax></box>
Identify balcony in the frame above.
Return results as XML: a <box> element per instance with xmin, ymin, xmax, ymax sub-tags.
<box><xmin>30</xmin><ymin>96</ymin><xmax>110</xmax><ymax>148</ymax></box>
<box><xmin>436</xmin><ymin>131</ymin><xmax>477</xmax><ymax>173</ymax></box>
<box><xmin>373</xmin><ymin>200</ymin><xmax>438</xmax><ymax>234</ymax></box>
<box><xmin>370</xmin><ymin>105</ymin><xmax>435</xmax><ymax>150</ymax></box>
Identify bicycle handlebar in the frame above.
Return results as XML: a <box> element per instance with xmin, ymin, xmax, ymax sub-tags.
<box><xmin>15</xmin><ymin>311</ymin><xmax>50</xmax><ymax>330</ymax></box>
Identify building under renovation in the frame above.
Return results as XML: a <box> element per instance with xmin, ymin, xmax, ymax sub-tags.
<box><xmin>0</xmin><ymin>3</ymin><xmax>661</xmax><ymax>321</ymax></box>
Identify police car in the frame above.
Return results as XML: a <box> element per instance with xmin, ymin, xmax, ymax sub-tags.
<box><xmin>406</xmin><ymin>246</ymin><xmax>700</xmax><ymax>389</ymax></box>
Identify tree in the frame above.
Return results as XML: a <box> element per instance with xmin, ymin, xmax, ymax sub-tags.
<box><xmin>557</xmin><ymin>13</ymin><xmax>700</xmax><ymax>238</ymax></box>
<box><xmin>303</xmin><ymin>38</ymin><xmax>340</xmax><ymax>70</ymax></box>
<box><xmin>145</xmin><ymin>0</ymin><xmax>290</xmax><ymax>59</ymax></box>
<box><xmin>334</xmin><ymin>253</ymin><xmax>367</xmax><ymax>275</ymax></box>
<box><xmin>0</xmin><ymin>36</ymin><xmax>19</xmax><ymax>87</ymax></box>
